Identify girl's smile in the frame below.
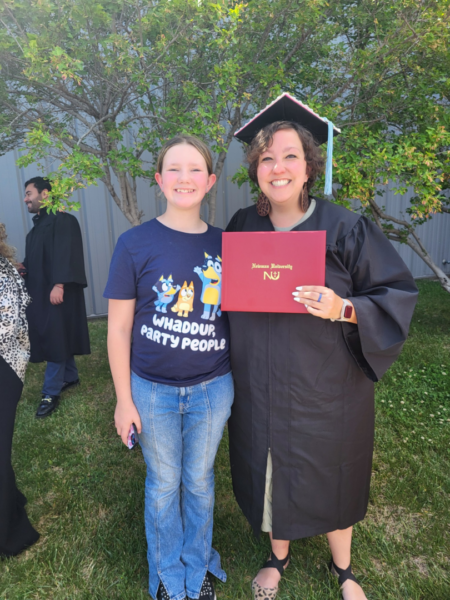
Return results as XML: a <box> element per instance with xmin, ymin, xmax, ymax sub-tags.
<box><xmin>155</xmin><ymin>144</ymin><xmax>216</xmax><ymax>210</ymax></box>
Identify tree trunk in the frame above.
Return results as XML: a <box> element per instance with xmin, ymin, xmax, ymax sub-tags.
<box><xmin>207</xmin><ymin>109</ymin><xmax>243</xmax><ymax>226</ymax></box>
<box><xmin>117</xmin><ymin>172</ymin><xmax>142</xmax><ymax>226</ymax></box>
<box><xmin>101</xmin><ymin>167</ymin><xmax>142</xmax><ymax>227</ymax></box>
<box><xmin>369</xmin><ymin>197</ymin><xmax>450</xmax><ymax>294</ymax></box>
<box><xmin>208</xmin><ymin>149</ymin><xmax>228</xmax><ymax>225</ymax></box>
<box><xmin>405</xmin><ymin>236</ymin><xmax>450</xmax><ymax>293</ymax></box>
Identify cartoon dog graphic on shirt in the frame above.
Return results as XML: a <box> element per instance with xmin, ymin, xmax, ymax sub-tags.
<box><xmin>194</xmin><ymin>253</ymin><xmax>222</xmax><ymax>321</ymax></box>
<box><xmin>171</xmin><ymin>281</ymin><xmax>195</xmax><ymax>317</ymax></box>
<box><xmin>152</xmin><ymin>275</ymin><xmax>180</xmax><ymax>313</ymax></box>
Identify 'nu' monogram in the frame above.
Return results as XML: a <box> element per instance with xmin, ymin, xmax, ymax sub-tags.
<box><xmin>263</xmin><ymin>271</ymin><xmax>280</xmax><ymax>280</ymax></box>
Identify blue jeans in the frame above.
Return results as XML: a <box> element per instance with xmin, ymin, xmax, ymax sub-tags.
<box><xmin>131</xmin><ymin>371</ymin><xmax>234</xmax><ymax>600</ymax></box>
<box><xmin>42</xmin><ymin>357</ymin><xmax>78</xmax><ymax>397</ymax></box>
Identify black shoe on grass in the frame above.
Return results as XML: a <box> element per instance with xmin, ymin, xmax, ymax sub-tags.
<box><xmin>156</xmin><ymin>583</ymin><xmax>171</xmax><ymax>600</ymax></box>
<box><xmin>35</xmin><ymin>395</ymin><xmax>59</xmax><ymax>418</ymax></box>
<box><xmin>61</xmin><ymin>378</ymin><xmax>80</xmax><ymax>393</ymax></box>
<box><xmin>198</xmin><ymin>573</ymin><xmax>216</xmax><ymax>600</ymax></box>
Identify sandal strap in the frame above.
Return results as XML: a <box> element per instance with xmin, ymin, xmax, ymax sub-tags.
<box><xmin>262</xmin><ymin>550</ymin><xmax>290</xmax><ymax>577</ymax></box>
<box><xmin>329</xmin><ymin>560</ymin><xmax>359</xmax><ymax>586</ymax></box>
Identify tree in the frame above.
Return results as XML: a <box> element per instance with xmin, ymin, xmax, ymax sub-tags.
<box><xmin>0</xmin><ymin>0</ymin><xmax>449</xmax><ymax>290</ymax></box>
<box><xmin>330</xmin><ymin>1</ymin><xmax>450</xmax><ymax>292</ymax></box>
<box><xmin>334</xmin><ymin>124</ymin><xmax>450</xmax><ymax>292</ymax></box>
<box><xmin>234</xmin><ymin>0</ymin><xmax>450</xmax><ymax>292</ymax></box>
<box><xmin>0</xmin><ymin>0</ymin><xmax>337</xmax><ymax>225</ymax></box>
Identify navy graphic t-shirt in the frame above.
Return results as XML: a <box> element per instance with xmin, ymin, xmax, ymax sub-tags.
<box><xmin>104</xmin><ymin>219</ymin><xmax>230</xmax><ymax>386</ymax></box>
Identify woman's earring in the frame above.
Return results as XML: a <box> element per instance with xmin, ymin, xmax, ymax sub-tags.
<box><xmin>256</xmin><ymin>191</ymin><xmax>271</xmax><ymax>217</ymax></box>
<box><xmin>301</xmin><ymin>183</ymin><xmax>309</xmax><ymax>212</ymax></box>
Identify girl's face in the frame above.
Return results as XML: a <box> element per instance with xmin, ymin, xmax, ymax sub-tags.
<box><xmin>155</xmin><ymin>143</ymin><xmax>216</xmax><ymax>210</ymax></box>
<box><xmin>257</xmin><ymin>129</ymin><xmax>309</xmax><ymax>210</ymax></box>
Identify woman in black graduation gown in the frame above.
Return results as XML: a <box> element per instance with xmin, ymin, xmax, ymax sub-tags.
<box><xmin>225</xmin><ymin>95</ymin><xmax>418</xmax><ymax>600</ymax></box>
<box><xmin>0</xmin><ymin>224</ymin><xmax>40</xmax><ymax>557</ymax></box>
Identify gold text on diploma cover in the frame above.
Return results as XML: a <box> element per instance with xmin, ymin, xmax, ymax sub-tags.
<box><xmin>251</xmin><ymin>263</ymin><xmax>293</xmax><ymax>281</ymax></box>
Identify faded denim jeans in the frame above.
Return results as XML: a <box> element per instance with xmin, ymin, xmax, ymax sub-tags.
<box><xmin>42</xmin><ymin>356</ymin><xmax>78</xmax><ymax>396</ymax></box>
<box><xmin>131</xmin><ymin>371</ymin><xmax>234</xmax><ymax>600</ymax></box>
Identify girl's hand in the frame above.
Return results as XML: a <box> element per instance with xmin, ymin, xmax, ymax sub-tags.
<box><xmin>114</xmin><ymin>400</ymin><xmax>142</xmax><ymax>446</ymax></box>
<box><xmin>292</xmin><ymin>285</ymin><xmax>343</xmax><ymax>320</ymax></box>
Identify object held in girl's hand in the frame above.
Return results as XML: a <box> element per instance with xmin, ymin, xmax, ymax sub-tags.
<box><xmin>127</xmin><ymin>423</ymin><xmax>138</xmax><ymax>449</ymax></box>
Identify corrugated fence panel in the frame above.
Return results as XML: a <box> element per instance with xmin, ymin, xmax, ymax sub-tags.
<box><xmin>352</xmin><ymin>181</ymin><xmax>450</xmax><ymax>279</ymax></box>
<box><xmin>2</xmin><ymin>149</ymin><xmax>35</xmax><ymax>260</ymax></box>
<box><xmin>1</xmin><ymin>145</ymin><xmax>449</xmax><ymax>317</ymax></box>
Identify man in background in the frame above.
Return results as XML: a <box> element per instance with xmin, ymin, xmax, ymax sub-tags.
<box><xmin>23</xmin><ymin>176</ymin><xmax>90</xmax><ymax>418</ymax></box>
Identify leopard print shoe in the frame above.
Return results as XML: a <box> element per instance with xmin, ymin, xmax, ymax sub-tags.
<box><xmin>251</xmin><ymin>579</ymin><xmax>278</xmax><ymax>600</ymax></box>
<box><xmin>251</xmin><ymin>550</ymin><xmax>290</xmax><ymax>600</ymax></box>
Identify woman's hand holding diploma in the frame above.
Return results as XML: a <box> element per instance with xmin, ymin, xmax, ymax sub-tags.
<box><xmin>293</xmin><ymin>285</ymin><xmax>357</xmax><ymax>324</ymax></box>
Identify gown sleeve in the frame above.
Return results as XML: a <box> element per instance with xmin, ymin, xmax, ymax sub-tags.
<box><xmin>23</xmin><ymin>232</ymin><xmax>30</xmax><ymax>271</ymax></box>
<box><xmin>338</xmin><ymin>216</ymin><xmax>418</xmax><ymax>382</ymax></box>
<box><xmin>51</xmin><ymin>213</ymin><xmax>88</xmax><ymax>287</ymax></box>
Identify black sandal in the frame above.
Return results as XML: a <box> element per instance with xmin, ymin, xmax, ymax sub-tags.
<box><xmin>252</xmin><ymin>550</ymin><xmax>290</xmax><ymax>600</ymax></box>
<box><xmin>329</xmin><ymin>560</ymin><xmax>360</xmax><ymax>594</ymax></box>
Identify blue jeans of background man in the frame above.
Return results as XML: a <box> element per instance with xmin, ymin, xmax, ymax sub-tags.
<box><xmin>42</xmin><ymin>356</ymin><xmax>78</xmax><ymax>397</ymax></box>
<box><xmin>131</xmin><ymin>371</ymin><xmax>234</xmax><ymax>600</ymax></box>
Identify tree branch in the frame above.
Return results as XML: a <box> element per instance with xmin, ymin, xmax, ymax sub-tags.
<box><xmin>0</xmin><ymin>17</ymin><xmax>24</xmax><ymax>53</ymax></box>
<box><xmin>76</xmin><ymin>113</ymin><xmax>112</xmax><ymax>146</ymax></box>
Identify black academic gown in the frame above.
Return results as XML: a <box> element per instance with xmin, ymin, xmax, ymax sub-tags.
<box><xmin>24</xmin><ymin>209</ymin><xmax>90</xmax><ymax>363</ymax></box>
<box><xmin>225</xmin><ymin>198</ymin><xmax>418</xmax><ymax>541</ymax></box>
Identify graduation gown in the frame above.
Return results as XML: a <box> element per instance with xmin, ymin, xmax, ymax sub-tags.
<box><xmin>24</xmin><ymin>209</ymin><xmax>90</xmax><ymax>363</ymax></box>
<box><xmin>225</xmin><ymin>198</ymin><xmax>418</xmax><ymax>540</ymax></box>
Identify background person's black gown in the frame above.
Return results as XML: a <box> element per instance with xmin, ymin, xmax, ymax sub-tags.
<box><xmin>225</xmin><ymin>198</ymin><xmax>418</xmax><ymax>541</ymax></box>
<box><xmin>0</xmin><ymin>356</ymin><xmax>40</xmax><ymax>556</ymax></box>
<box><xmin>23</xmin><ymin>209</ymin><xmax>90</xmax><ymax>363</ymax></box>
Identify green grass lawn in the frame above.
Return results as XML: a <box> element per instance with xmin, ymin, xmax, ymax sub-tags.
<box><xmin>1</xmin><ymin>280</ymin><xmax>449</xmax><ymax>600</ymax></box>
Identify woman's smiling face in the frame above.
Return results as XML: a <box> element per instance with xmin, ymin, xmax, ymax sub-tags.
<box><xmin>256</xmin><ymin>129</ymin><xmax>309</xmax><ymax>210</ymax></box>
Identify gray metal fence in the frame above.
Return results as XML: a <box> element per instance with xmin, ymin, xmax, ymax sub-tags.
<box><xmin>1</xmin><ymin>140</ymin><xmax>449</xmax><ymax>317</ymax></box>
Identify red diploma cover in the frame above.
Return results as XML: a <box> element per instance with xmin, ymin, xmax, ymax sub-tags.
<box><xmin>221</xmin><ymin>231</ymin><xmax>326</xmax><ymax>313</ymax></box>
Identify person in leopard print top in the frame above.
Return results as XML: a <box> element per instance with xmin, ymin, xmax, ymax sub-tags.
<box><xmin>0</xmin><ymin>253</ymin><xmax>31</xmax><ymax>382</ymax></box>
<box><xmin>0</xmin><ymin>223</ymin><xmax>40</xmax><ymax>556</ymax></box>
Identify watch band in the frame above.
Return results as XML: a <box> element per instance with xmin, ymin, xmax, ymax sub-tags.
<box><xmin>330</xmin><ymin>298</ymin><xmax>353</xmax><ymax>322</ymax></box>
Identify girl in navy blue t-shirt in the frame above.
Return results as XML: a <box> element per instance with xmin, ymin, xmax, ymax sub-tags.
<box><xmin>104</xmin><ymin>136</ymin><xmax>233</xmax><ymax>600</ymax></box>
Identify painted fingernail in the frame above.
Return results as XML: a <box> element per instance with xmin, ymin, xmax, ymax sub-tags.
<box><xmin>294</xmin><ymin>297</ymin><xmax>300</xmax><ymax>303</ymax></box>
<box><xmin>296</xmin><ymin>286</ymin><xmax>303</xmax><ymax>291</ymax></box>
<box><xmin>292</xmin><ymin>292</ymin><xmax>299</xmax><ymax>296</ymax></box>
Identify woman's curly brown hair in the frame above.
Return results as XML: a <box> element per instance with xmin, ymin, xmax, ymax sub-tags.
<box><xmin>246</xmin><ymin>121</ymin><xmax>325</xmax><ymax>201</ymax></box>
<box><xmin>0</xmin><ymin>223</ymin><xmax>17</xmax><ymax>265</ymax></box>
